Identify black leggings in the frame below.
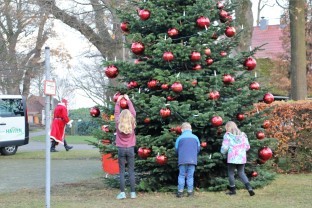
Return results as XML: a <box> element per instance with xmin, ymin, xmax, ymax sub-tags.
<box><xmin>227</xmin><ymin>164</ymin><xmax>250</xmax><ymax>187</ymax></box>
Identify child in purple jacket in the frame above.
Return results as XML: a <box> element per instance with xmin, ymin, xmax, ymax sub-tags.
<box><xmin>115</xmin><ymin>94</ymin><xmax>137</xmax><ymax>200</ymax></box>
<box><xmin>221</xmin><ymin>121</ymin><xmax>255</xmax><ymax>196</ymax></box>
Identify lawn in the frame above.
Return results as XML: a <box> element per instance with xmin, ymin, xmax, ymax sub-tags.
<box><xmin>0</xmin><ymin>172</ymin><xmax>310</xmax><ymax>208</ymax></box>
<box><xmin>31</xmin><ymin>135</ymin><xmax>97</xmax><ymax>144</ymax></box>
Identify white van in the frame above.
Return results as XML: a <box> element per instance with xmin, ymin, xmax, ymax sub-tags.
<box><xmin>0</xmin><ymin>95</ymin><xmax>29</xmax><ymax>155</ymax></box>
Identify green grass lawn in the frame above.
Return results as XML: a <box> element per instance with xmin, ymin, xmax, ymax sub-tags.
<box><xmin>0</xmin><ymin>171</ymin><xmax>311</xmax><ymax>208</ymax></box>
<box><xmin>31</xmin><ymin>135</ymin><xmax>97</xmax><ymax>144</ymax></box>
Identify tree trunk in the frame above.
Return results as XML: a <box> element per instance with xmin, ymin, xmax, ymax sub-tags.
<box><xmin>289</xmin><ymin>0</ymin><xmax>307</xmax><ymax>100</ymax></box>
<box><xmin>233</xmin><ymin>0</ymin><xmax>254</xmax><ymax>52</ymax></box>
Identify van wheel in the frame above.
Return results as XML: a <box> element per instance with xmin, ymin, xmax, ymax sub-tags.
<box><xmin>0</xmin><ymin>146</ymin><xmax>18</xmax><ymax>155</ymax></box>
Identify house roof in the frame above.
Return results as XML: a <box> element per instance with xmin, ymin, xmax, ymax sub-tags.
<box><xmin>251</xmin><ymin>25</ymin><xmax>286</xmax><ymax>59</ymax></box>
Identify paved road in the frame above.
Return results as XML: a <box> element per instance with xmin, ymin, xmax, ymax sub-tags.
<box><xmin>0</xmin><ymin>130</ymin><xmax>103</xmax><ymax>193</ymax></box>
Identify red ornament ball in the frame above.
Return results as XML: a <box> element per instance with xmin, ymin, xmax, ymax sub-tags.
<box><xmin>120</xmin><ymin>22</ymin><xmax>129</xmax><ymax>32</ymax></box>
<box><xmin>90</xmin><ymin>106</ymin><xmax>100</xmax><ymax>117</ymax></box>
<box><xmin>138</xmin><ymin>9</ymin><xmax>150</xmax><ymax>20</ymax></box>
<box><xmin>131</xmin><ymin>42</ymin><xmax>145</xmax><ymax>55</ymax></box>
<box><xmin>196</xmin><ymin>16</ymin><xmax>210</xmax><ymax>28</ymax></box>
<box><xmin>223</xmin><ymin>74</ymin><xmax>234</xmax><ymax>84</ymax></box>
<box><xmin>219</xmin><ymin>10</ymin><xmax>228</xmax><ymax>19</ymax></box>
<box><xmin>244</xmin><ymin>57</ymin><xmax>257</xmax><ymax>71</ymax></box>
<box><xmin>190</xmin><ymin>51</ymin><xmax>201</xmax><ymax>62</ymax></box>
<box><xmin>249</xmin><ymin>82</ymin><xmax>260</xmax><ymax>90</ymax></box>
<box><xmin>225</xmin><ymin>26</ymin><xmax>236</xmax><ymax>37</ymax></box>
<box><xmin>220</xmin><ymin>51</ymin><xmax>227</xmax><ymax>57</ymax></box>
<box><xmin>120</xmin><ymin>98</ymin><xmax>128</xmax><ymax>109</ymax></box>
<box><xmin>256</xmin><ymin>131</ymin><xmax>265</xmax><ymax>140</ymax></box>
<box><xmin>208</xmin><ymin>91</ymin><xmax>220</xmax><ymax>100</ymax></box>
<box><xmin>216</xmin><ymin>1</ymin><xmax>224</xmax><ymax>9</ymax></box>
<box><xmin>156</xmin><ymin>155</ymin><xmax>168</xmax><ymax>165</ymax></box>
<box><xmin>166</xmin><ymin>96</ymin><xmax>175</xmax><ymax>101</ymax></box>
<box><xmin>167</xmin><ymin>28</ymin><xmax>179</xmax><ymax>37</ymax></box>
<box><xmin>201</xmin><ymin>141</ymin><xmax>207</xmax><ymax>148</ymax></box>
<box><xmin>161</xmin><ymin>83</ymin><xmax>170</xmax><ymax>90</ymax></box>
<box><xmin>263</xmin><ymin>93</ymin><xmax>274</xmax><ymax>104</ymax></box>
<box><xmin>191</xmin><ymin>79</ymin><xmax>198</xmax><ymax>86</ymax></box>
<box><xmin>171</xmin><ymin>82</ymin><xmax>183</xmax><ymax>93</ymax></box>
<box><xmin>163</xmin><ymin>51</ymin><xmax>174</xmax><ymax>62</ymax></box>
<box><xmin>205</xmin><ymin>58</ymin><xmax>214</xmax><ymax>66</ymax></box>
<box><xmin>192</xmin><ymin>64</ymin><xmax>202</xmax><ymax>71</ymax></box>
<box><xmin>144</xmin><ymin>117</ymin><xmax>151</xmax><ymax>124</ymax></box>
<box><xmin>147</xmin><ymin>80</ymin><xmax>158</xmax><ymax>89</ymax></box>
<box><xmin>101</xmin><ymin>125</ymin><xmax>110</xmax><ymax>132</ymax></box>
<box><xmin>127</xmin><ymin>81</ymin><xmax>139</xmax><ymax>89</ymax></box>
<box><xmin>160</xmin><ymin>108</ymin><xmax>171</xmax><ymax>118</ymax></box>
<box><xmin>251</xmin><ymin>171</ymin><xmax>258</xmax><ymax>177</ymax></box>
<box><xmin>258</xmin><ymin>147</ymin><xmax>273</xmax><ymax>161</ymax></box>
<box><xmin>236</xmin><ymin>113</ymin><xmax>245</xmax><ymax>121</ymax></box>
<box><xmin>262</xmin><ymin>120</ymin><xmax>271</xmax><ymax>129</ymax></box>
<box><xmin>211</xmin><ymin>116</ymin><xmax>223</xmax><ymax>127</ymax></box>
<box><xmin>104</xmin><ymin>65</ymin><xmax>119</xmax><ymax>78</ymax></box>
<box><xmin>204</xmin><ymin>48</ymin><xmax>212</xmax><ymax>56</ymax></box>
<box><xmin>138</xmin><ymin>147</ymin><xmax>151</xmax><ymax>159</ymax></box>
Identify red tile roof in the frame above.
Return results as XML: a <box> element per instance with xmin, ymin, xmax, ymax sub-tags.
<box><xmin>251</xmin><ymin>25</ymin><xmax>286</xmax><ymax>59</ymax></box>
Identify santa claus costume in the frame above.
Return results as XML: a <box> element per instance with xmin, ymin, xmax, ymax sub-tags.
<box><xmin>50</xmin><ymin>101</ymin><xmax>73</xmax><ymax>152</ymax></box>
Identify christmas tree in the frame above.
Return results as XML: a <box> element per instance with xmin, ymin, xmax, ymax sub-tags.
<box><xmin>91</xmin><ymin>0</ymin><xmax>276</xmax><ymax>192</ymax></box>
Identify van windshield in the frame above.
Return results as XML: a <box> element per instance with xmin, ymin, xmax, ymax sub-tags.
<box><xmin>0</xmin><ymin>98</ymin><xmax>24</xmax><ymax>117</ymax></box>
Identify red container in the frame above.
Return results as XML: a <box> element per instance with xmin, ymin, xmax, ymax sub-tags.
<box><xmin>102</xmin><ymin>154</ymin><xmax>119</xmax><ymax>175</ymax></box>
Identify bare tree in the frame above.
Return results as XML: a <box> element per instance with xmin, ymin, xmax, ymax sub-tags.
<box><xmin>0</xmin><ymin>0</ymin><xmax>51</xmax><ymax>96</ymax></box>
<box><xmin>255</xmin><ymin>0</ymin><xmax>276</xmax><ymax>26</ymax></box>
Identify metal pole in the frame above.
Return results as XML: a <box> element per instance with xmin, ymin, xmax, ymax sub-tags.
<box><xmin>44</xmin><ymin>46</ymin><xmax>51</xmax><ymax>208</ymax></box>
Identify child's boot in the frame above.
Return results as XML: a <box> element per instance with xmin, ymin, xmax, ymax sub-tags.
<box><xmin>226</xmin><ymin>185</ymin><xmax>236</xmax><ymax>195</ymax></box>
<box><xmin>245</xmin><ymin>183</ymin><xmax>255</xmax><ymax>196</ymax></box>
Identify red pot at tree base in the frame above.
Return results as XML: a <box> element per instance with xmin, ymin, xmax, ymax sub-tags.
<box><xmin>102</xmin><ymin>154</ymin><xmax>119</xmax><ymax>175</ymax></box>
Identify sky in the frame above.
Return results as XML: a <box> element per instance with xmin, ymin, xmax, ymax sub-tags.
<box><xmin>49</xmin><ymin>1</ymin><xmax>285</xmax><ymax>109</ymax></box>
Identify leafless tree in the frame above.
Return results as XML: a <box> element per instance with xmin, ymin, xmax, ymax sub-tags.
<box><xmin>0</xmin><ymin>0</ymin><xmax>52</xmax><ymax>96</ymax></box>
<box><xmin>255</xmin><ymin>0</ymin><xmax>276</xmax><ymax>26</ymax></box>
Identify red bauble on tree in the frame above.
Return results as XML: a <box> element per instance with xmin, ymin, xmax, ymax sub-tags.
<box><xmin>256</xmin><ymin>131</ymin><xmax>265</xmax><ymax>140</ymax></box>
<box><xmin>258</xmin><ymin>147</ymin><xmax>273</xmax><ymax>161</ymax></box>
<box><xmin>120</xmin><ymin>98</ymin><xmax>128</xmax><ymax>109</ymax></box>
<box><xmin>163</xmin><ymin>51</ymin><xmax>174</xmax><ymax>62</ymax></box>
<box><xmin>127</xmin><ymin>81</ymin><xmax>139</xmax><ymax>89</ymax></box>
<box><xmin>138</xmin><ymin>9</ymin><xmax>151</xmax><ymax>20</ymax></box>
<box><xmin>251</xmin><ymin>171</ymin><xmax>258</xmax><ymax>177</ymax></box>
<box><xmin>263</xmin><ymin>93</ymin><xmax>274</xmax><ymax>104</ymax></box>
<box><xmin>190</xmin><ymin>51</ymin><xmax>201</xmax><ymax>62</ymax></box>
<box><xmin>104</xmin><ymin>65</ymin><xmax>119</xmax><ymax>78</ymax></box>
<box><xmin>160</xmin><ymin>108</ymin><xmax>171</xmax><ymax>118</ymax></box>
<box><xmin>167</xmin><ymin>28</ymin><xmax>179</xmax><ymax>37</ymax></box>
<box><xmin>244</xmin><ymin>57</ymin><xmax>257</xmax><ymax>71</ymax></box>
<box><xmin>223</xmin><ymin>74</ymin><xmax>235</xmax><ymax>84</ymax></box>
<box><xmin>236</xmin><ymin>113</ymin><xmax>245</xmax><ymax>121</ymax></box>
<box><xmin>120</xmin><ymin>22</ymin><xmax>129</xmax><ymax>32</ymax></box>
<box><xmin>156</xmin><ymin>154</ymin><xmax>168</xmax><ymax>165</ymax></box>
<box><xmin>262</xmin><ymin>120</ymin><xmax>271</xmax><ymax>129</ymax></box>
<box><xmin>147</xmin><ymin>79</ymin><xmax>158</xmax><ymax>89</ymax></box>
<box><xmin>166</xmin><ymin>96</ymin><xmax>175</xmax><ymax>101</ymax></box>
<box><xmin>191</xmin><ymin>79</ymin><xmax>198</xmax><ymax>86</ymax></box>
<box><xmin>249</xmin><ymin>82</ymin><xmax>260</xmax><ymax>90</ymax></box>
<box><xmin>192</xmin><ymin>64</ymin><xmax>202</xmax><ymax>71</ymax></box>
<box><xmin>196</xmin><ymin>16</ymin><xmax>210</xmax><ymax>28</ymax></box>
<box><xmin>131</xmin><ymin>42</ymin><xmax>145</xmax><ymax>55</ymax></box>
<box><xmin>138</xmin><ymin>147</ymin><xmax>151</xmax><ymax>159</ymax></box>
<box><xmin>171</xmin><ymin>82</ymin><xmax>183</xmax><ymax>93</ymax></box>
<box><xmin>225</xmin><ymin>26</ymin><xmax>236</xmax><ymax>37</ymax></box>
<box><xmin>144</xmin><ymin>117</ymin><xmax>151</xmax><ymax>124</ymax></box>
<box><xmin>211</xmin><ymin>116</ymin><xmax>223</xmax><ymax>127</ymax></box>
<box><xmin>220</xmin><ymin>51</ymin><xmax>227</xmax><ymax>57</ymax></box>
<box><xmin>90</xmin><ymin>106</ymin><xmax>100</xmax><ymax>117</ymax></box>
<box><xmin>219</xmin><ymin>10</ymin><xmax>228</xmax><ymax>19</ymax></box>
<box><xmin>208</xmin><ymin>91</ymin><xmax>220</xmax><ymax>100</ymax></box>
<box><xmin>201</xmin><ymin>141</ymin><xmax>207</xmax><ymax>148</ymax></box>
<box><xmin>204</xmin><ymin>48</ymin><xmax>211</xmax><ymax>56</ymax></box>
<box><xmin>161</xmin><ymin>83</ymin><xmax>169</xmax><ymax>90</ymax></box>
<box><xmin>205</xmin><ymin>58</ymin><xmax>214</xmax><ymax>66</ymax></box>
<box><xmin>101</xmin><ymin>125</ymin><xmax>110</xmax><ymax>132</ymax></box>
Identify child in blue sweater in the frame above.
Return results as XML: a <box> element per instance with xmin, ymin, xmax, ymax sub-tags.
<box><xmin>175</xmin><ymin>122</ymin><xmax>200</xmax><ymax>197</ymax></box>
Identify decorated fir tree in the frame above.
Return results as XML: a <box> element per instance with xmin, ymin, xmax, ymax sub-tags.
<box><xmin>91</xmin><ymin>0</ymin><xmax>276</xmax><ymax>192</ymax></box>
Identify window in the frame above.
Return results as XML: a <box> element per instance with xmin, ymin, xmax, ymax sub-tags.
<box><xmin>0</xmin><ymin>98</ymin><xmax>24</xmax><ymax>117</ymax></box>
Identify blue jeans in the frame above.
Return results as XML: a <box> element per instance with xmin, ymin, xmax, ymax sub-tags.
<box><xmin>178</xmin><ymin>164</ymin><xmax>195</xmax><ymax>192</ymax></box>
<box><xmin>118</xmin><ymin>147</ymin><xmax>135</xmax><ymax>192</ymax></box>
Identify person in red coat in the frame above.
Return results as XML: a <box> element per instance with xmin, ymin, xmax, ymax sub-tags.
<box><xmin>50</xmin><ymin>101</ymin><xmax>73</xmax><ymax>152</ymax></box>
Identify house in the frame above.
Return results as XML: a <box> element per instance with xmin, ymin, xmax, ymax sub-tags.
<box><xmin>251</xmin><ymin>23</ymin><xmax>286</xmax><ymax>59</ymax></box>
<box><xmin>27</xmin><ymin>95</ymin><xmax>59</xmax><ymax>125</ymax></box>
